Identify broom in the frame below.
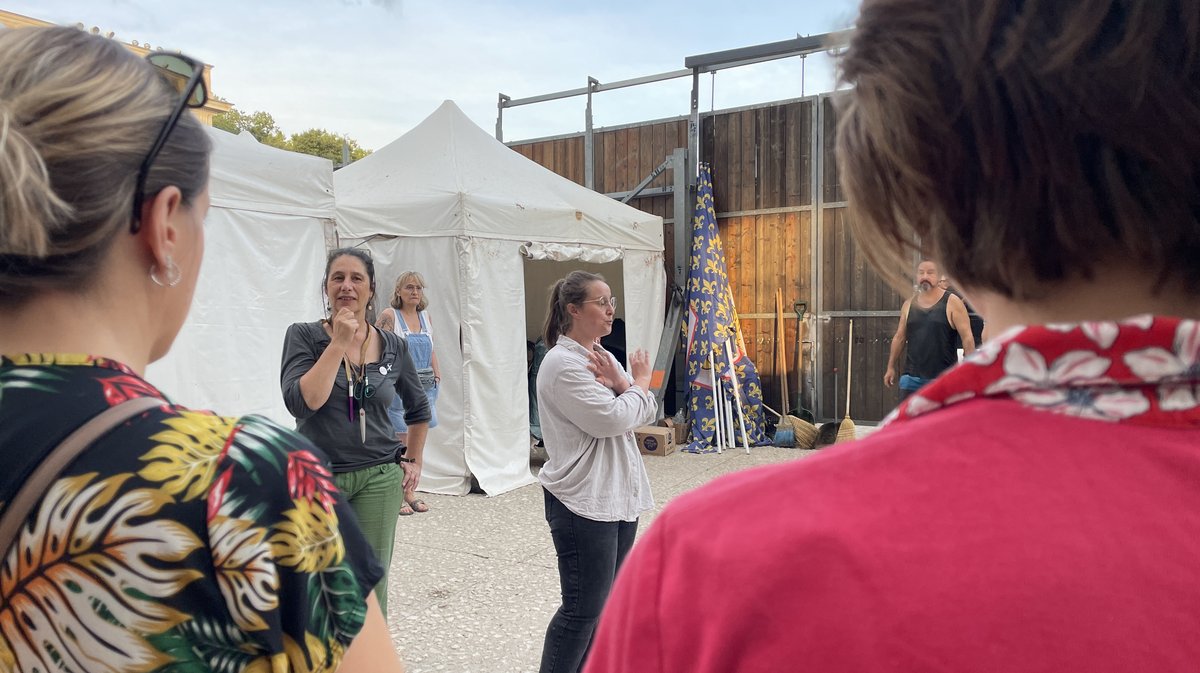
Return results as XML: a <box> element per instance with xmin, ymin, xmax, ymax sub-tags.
<box><xmin>836</xmin><ymin>319</ymin><xmax>857</xmax><ymax>443</ymax></box>
<box><xmin>772</xmin><ymin>288</ymin><xmax>796</xmax><ymax>447</ymax></box>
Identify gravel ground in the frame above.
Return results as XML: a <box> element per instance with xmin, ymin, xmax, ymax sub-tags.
<box><xmin>382</xmin><ymin>444</ymin><xmax>821</xmax><ymax>673</ymax></box>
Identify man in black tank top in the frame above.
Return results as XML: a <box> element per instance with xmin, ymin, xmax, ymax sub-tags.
<box><xmin>884</xmin><ymin>260</ymin><xmax>977</xmax><ymax>402</ymax></box>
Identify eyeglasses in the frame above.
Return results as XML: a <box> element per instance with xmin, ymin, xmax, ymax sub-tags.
<box><xmin>581</xmin><ymin>297</ymin><xmax>617</xmax><ymax>310</ymax></box>
<box><xmin>130</xmin><ymin>52</ymin><xmax>209</xmax><ymax>234</ymax></box>
<box><xmin>402</xmin><ymin>285</ymin><xmax>424</xmax><ymax>292</ymax></box>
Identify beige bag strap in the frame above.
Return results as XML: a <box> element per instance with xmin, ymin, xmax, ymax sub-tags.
<box><xmin>0</xmin><ymin>396</ymin><xmax>163</xmax><ymax>556</ymax></box>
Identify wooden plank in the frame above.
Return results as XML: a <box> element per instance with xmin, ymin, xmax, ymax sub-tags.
<box><xmin>821</xmin><ymin>207</ymin><xmax>836</xmax><ymax>311</ymax></box>
<box><xmin>740</xmin><ymin>109</ymin><xmax>757</xmax><ymax>213</ymax></box>
<box><xmin>567</xmin><ymin>137</ymin><xmax>581</xmax><ymax>186</ymax></box>
<box><xmin>636</xmin><ymin>124</ymin><xmax>652</xmax><ymax>188</ymax></box>
<box><xmin>799</xmin><ymin>100</ymin><xmax>814</xmax><ymax>207</ymax></box>
<box><xmin>765</xmin><ymin>105</ymin><xmax>786</xmax><ymax>210</ymax></box>
<box><xmin>562</xmin><ymin>139</ymin><xmax>575</xmax><ymax>182</ymax></box>
<box><xmin>784</xmin><ymin>210</ymin><xmax>800</xmax><ymax>309</ymax></box>
<box><xmin>716</xmin><ymin>112</ymin><xmax>735</xmax><ymax>210</ymax></box>
<box><xmin>551</xmin><ymin>140</ymin><xmax>564</xmax><ymax>177</ymax></box>
<box><xmin>602</xmin><ymin>130</ymin><xmax>618</xmax><ymax>194</ymax></box>
<box><xmin>762</xmin><ymin>212</ymin><xmax>783</xmax><ymax>408</ymax></box>
<box><xmin>799</xmin><ymin>210</ymin><xmax>813</xmax><ymax>305</ymax></box>
<box><xmin>822</xmin><ymin>97</ymin><xmax>843</xmax><ymax>203</ymax></box>
<box><xmin>611</xmin><ymin>129</ymin><xmax>626</xmax><ymax>193</ymax></box>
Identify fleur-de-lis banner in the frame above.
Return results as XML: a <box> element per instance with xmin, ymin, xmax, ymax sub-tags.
<box><xmin>683</xmin><ymin>164</ymin><xmax>768</xmax><ymax>452</ymax></box>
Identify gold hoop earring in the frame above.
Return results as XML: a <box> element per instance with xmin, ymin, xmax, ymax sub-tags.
<box><xmin>150</xmin><ymin>256</ymin><xmax>182</xmax><ymax>287</ymax></box>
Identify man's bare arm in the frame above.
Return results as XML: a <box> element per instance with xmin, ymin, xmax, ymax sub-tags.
<box><xmin>947</xmin><ymin>295</ymin><xmax>976</xmax><ymax>355</ymax></box>
<box><xmin>884</xmin><ymin>300</ymin><xmax>910</xmax><ymax>386</ymax></box>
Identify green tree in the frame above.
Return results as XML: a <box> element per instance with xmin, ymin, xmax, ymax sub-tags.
<box><xmin>212</xmin><ymin>108</ymin><xmax>288</xmax><ymax>149</ymax></box>
<box><xmin>287</xmin><ymin>128</ymin><xmax>371</xmax><ymax>166</ymax></box>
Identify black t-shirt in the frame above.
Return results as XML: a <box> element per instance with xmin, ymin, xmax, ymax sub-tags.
<box><xmin>280</xmin><ymin>321</ymin><xmax>431</xmax><ymax>471</ymax></box>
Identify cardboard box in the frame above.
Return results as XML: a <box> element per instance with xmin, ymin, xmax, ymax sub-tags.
<box><xmin>660</xmin><ymin>418</ymin><xmax>691</xmax><ymax>445</ymax></box>
<box><xmin>635</xmin><ymin>426</ymin><xmax>676</xmax><ymax>456</ymax></box>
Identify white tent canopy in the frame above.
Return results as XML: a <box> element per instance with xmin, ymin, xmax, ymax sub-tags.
<box><xmin>146</xmin><ymin>128</ymin><xmax>332</xmax><ymax>425</ymax></box>
<box><xmin>336</xmin><ymin>100</ymin><xmax>666</xmax><ymax>496</ymax></box>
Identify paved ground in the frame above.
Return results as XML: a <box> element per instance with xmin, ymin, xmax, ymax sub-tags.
<box><xmin>381</xmin><ymin>444</ymin><xmax>820</xmax><ymax>673</ymax></box>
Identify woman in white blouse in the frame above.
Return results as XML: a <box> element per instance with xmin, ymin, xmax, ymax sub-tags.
<box><xmin>534</xmin><ymin>270</ymin><xmax>655</xmax><ymax>673</ymax></box>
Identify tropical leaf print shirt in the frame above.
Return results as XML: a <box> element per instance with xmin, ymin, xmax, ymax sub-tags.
<box><xmin>0</xmin><ymin>354</ymin><xmax>385</xmax><ymax>673</ymax></box>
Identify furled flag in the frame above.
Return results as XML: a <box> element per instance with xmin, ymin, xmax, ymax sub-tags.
<box><xmin>683</xmin><ymin>163</ymin><xmax>768</xmax><ymax>453</ymax></box>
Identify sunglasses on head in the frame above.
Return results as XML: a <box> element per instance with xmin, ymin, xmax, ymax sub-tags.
<box><xmin>130</xmin><ymin>52</ymin><xmax>209</xmax><ymax>234</ymax></box>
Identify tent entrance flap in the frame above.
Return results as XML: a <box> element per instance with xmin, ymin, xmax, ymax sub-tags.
<box><xmin>523</xmin><ymin>258</ymin><xmax>627</xmax><ymax>440</ymax></box>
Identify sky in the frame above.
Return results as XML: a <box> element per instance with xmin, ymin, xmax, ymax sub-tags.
<box><xmin>11</xmin><ymin>0</ymin><xmax>861</xmax><ymax>150</ymax></box>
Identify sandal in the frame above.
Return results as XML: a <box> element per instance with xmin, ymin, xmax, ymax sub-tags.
<box><xmin>408</xmin><ymin>499</ymin><xmax>430</xmax><ymax>513</ymax></box>
<box><xmin>398</xmin><ymin>501</ymin><xmax>415</xmax><ymax>516</ymax></box>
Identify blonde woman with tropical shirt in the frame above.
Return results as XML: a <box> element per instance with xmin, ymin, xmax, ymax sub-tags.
<box><xmin>0</xmin><ymin>27</ymin><xmax>403</xmax><ymax>673</ymax></box>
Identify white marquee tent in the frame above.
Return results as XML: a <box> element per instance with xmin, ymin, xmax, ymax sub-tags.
<box><xmin>335</xmin><ymin>100</ymin><xmax>666</xmax><ymax>496</ymax></box>
<box><xmin>146</xmin><ymin>128</ymin><xmax>333</xmax><ymax>424</ymax></box>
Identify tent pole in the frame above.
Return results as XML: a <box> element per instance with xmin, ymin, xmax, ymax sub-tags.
<box><xmin>709</xmin><ymin>348</ymin><xmax>724</xmax><ymax>454</ymax></box>
<box><xmin>724</xmin><ymin>339</ymin><xmax>751</xmax><ymax>454</ymax></box>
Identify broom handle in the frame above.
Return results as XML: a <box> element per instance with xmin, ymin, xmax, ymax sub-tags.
<box><xmin>845</xmin><ymin>319</ymin><xmax>854</xmax><ymax>417</ymax></box>
<box><xmin>777</xmin><ymin>289</ymin><xmax>789</xmax><ymax>415</ymax></box>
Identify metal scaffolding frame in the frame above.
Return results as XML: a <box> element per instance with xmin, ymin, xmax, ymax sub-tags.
<box><xmin>496</xmin><ymin>30</ymin><xmax>853</xmax><ymax>417</ymax></box>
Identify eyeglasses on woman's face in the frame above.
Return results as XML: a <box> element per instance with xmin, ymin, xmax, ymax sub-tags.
<box><xmin>580</xmin><ymin>296</ymin><xmax>617</xmax><ymax>310</ymax></box>
<box><xmin>130</xmin><ymin>52</ymin><xmax>209</xmax><ymax>234</ymax></box>
<box><xmin>403</xmin><ymin>284</ymin><xmax>423</xmax><ymax>292</ymax></box>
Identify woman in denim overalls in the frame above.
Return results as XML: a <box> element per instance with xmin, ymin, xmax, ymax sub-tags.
<box><xmin>377</xmin><ymin>271</ymin><xmax>440</xmax><ymax>514</ymax></box>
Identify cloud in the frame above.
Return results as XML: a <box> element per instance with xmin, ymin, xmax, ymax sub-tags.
<box><xmin>339</xmin><ymin>0</ymin><xmax>402</xmax><ymax>10</ymax></box>
<box><xmin>5</xmin><ymin>0</ymin><xmax>860</xmax><ymax>149</ymax></box>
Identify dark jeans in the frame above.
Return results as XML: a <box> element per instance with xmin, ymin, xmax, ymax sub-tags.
<box><xmin>539</xmin><ymin>489</ymin><xmax>638</xmax><ymax>673</ymax></box>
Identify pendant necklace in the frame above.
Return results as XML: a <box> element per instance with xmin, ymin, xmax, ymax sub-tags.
<box><xmin>342</xmin><ymin>325</ymin><xmax>372</xmax><ymax>443</ymax></box>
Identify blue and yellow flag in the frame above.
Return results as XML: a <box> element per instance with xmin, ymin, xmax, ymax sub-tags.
<box><xmin>683</xmin><ymin>164</ymin><xmax>768</xmax><ymax>452</ymax></box>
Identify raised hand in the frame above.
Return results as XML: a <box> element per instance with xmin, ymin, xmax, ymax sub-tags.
<box><xmin>587</xmin><ymin>345</ymin><xmax>627</xmax><ymax>393</ymax></box>
<box><xmin>628</xmin><ymin>350</ymin><xmax>652</xmax><ymax>390</ymax></box>
<box><xmin>331</xmin><ymin>307</ymin><xmax>359</xmax><ymax>351</ymax></box>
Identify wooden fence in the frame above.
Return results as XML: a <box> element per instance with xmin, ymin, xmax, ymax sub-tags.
<box><xmin>511</xmin><ymin>95</ymin><xmax>909</xmax><ymax>423</ymax></box>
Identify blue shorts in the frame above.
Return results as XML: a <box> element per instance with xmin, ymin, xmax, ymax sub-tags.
<box><xmin>898</xmin><ymin>374</ymin><xmax>931</xmax><ymax>392</ymax></box>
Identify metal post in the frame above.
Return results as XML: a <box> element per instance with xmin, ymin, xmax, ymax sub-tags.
<box><xmin>688</xmin><ymin>69</ymin><xmax>700</xmax><ymax>187</ymax></box>
<box><xmin>496</xmin><ymin>93</ymin><xmax>510</xmax><ymax>141</ymax></box>
<box><xmin>671</xmin><ymin>148</ymin><xmax>689</xmax><ymax>291</ymax></box>
<box><xmin>812</xmin><ymin>96</ymin><xmax>825</xmax><ymax>421</ymax></box>
<box><xmin>585</xmin><ymin>77</ymin><xmax>598</xmax><ymax>190</ymax></box>
<box><xmin>672</xmin><ymin>148</ymin><xmax>690</xmax><ymax>413</ymax></box>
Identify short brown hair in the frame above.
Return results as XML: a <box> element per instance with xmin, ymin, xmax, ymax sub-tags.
<box><xmin>835</xmin><ymin>0</ymin><xmax>1200</xmax><ymax>299</ymax></box>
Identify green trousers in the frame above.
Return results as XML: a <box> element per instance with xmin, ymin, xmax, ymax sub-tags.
<box><xmin>334</xmin><ymin>462</ymin><xmax>403</xmax><ymax>616</ymax></box>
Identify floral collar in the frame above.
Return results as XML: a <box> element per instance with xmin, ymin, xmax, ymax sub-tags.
<box><xmin>883</xmin><ymin>315</ymin><xmax>1200</xmax><ymax>428</ymax></box>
